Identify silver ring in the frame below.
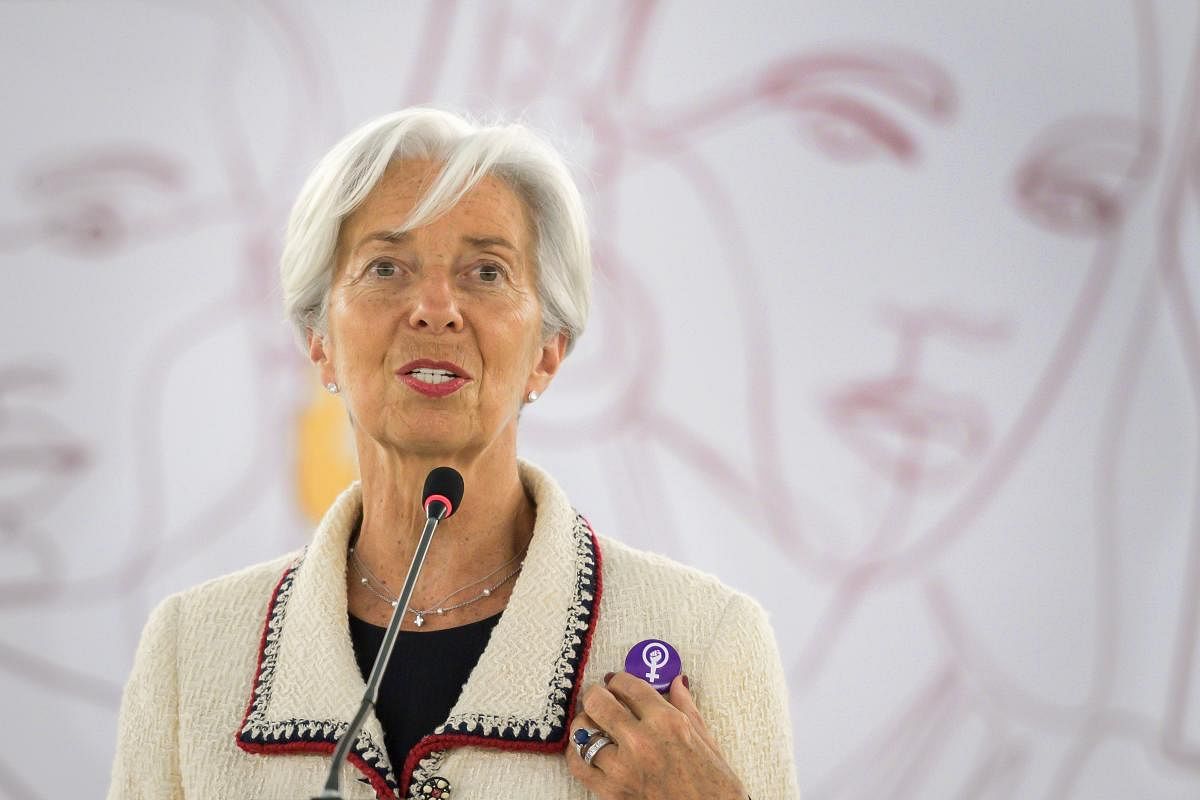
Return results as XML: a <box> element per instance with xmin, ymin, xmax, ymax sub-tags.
<box><xmin>574</xmin><ymin>728</ymin><xmax>603</xmax><ymax>759</ymax></box>
<box><xmin>582</xmin><ymin>734</ymin><xmax>614</xmax><ymax>767</ymax></box>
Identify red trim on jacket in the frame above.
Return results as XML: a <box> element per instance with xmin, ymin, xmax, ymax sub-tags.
<box><xmin>397</xmin><ymin>526</ymin><xmax>605</xmax><ymax>797</ymax></box>
<box><xmin>234</xmin><ymin>519</ymin><xmax>603</xmax><ymax>799</ymax></box>
<box><xmin>236</xmin><ymin>560</ymin><xmax>293</xmax><ymax>739</ymax></box>
<box><xmin>234</xmin><ymin>560</ymin><xmax>399</xmax><ymax>798</ymax></box>
<box><xmin>238</xmin><ymin>739</ymin><xmax>395</xmax><ymax>800</ymax></box>
<box><xmin>566</xmin><ymin>518</ymin><xmax>604</xmax><ymax>739</ymax></box>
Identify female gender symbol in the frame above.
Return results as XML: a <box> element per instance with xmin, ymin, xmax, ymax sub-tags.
<box><xmin>623</xmin><ymin>639</ymin><xmax>682</xmax><ymax>692</ymax></box>
<box><xmin>642</xmin><ymin>642</ymin><xmax>668</xmax><ymax>680</ymax></box>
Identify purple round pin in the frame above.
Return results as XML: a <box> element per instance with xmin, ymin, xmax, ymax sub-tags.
<box><xmin>623</xmin><ymin>639</ymin><xmax>682</xmax><ymax>693</ymax></box>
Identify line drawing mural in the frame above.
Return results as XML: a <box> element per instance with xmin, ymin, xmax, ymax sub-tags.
<box><xmin>1</xmin><ymin>1</ymin><xmax>1198</xmax><ymax>797</ymax></box>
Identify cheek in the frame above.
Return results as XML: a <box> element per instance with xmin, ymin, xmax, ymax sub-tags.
<box><xmin>493</xmin><ymin>286</ymin><xmax>532</xmax><ymax>321</ymax></box>
<box><xmin>480</xmin><ymin>318</ymin><xmax>543</xmax><ymax>396</ymax></box>
<box><xmin>508</xmin><ymin>306</ymin><xmax>547</xmax><ymax>373</ymax></box>
<box><xmin>330</xmin><ymin>292</ymin><xmax>398</xmax><ymax>360</ymax></box>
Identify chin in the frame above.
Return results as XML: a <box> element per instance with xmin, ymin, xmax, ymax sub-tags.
<box><xmin>393</xmin><ymin>436</ymin><xmax>471</xmax><ymax>458</ymax></box>
<box><xmin>384</xmin><ymin>415</ymin><xmax>474</xmax><ymax>456</ymax></box>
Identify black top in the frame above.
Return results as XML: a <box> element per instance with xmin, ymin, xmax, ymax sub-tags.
<box><xmin>348</xmin><ymin>611</ymin><xmax>501</xmax><ymax>772</ymax></box>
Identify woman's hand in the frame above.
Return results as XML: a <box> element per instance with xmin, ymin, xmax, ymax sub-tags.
<box><xmin>566</xmin><ymin>671</ymin><xmax>748</xmax><ymax>800</ymax></box>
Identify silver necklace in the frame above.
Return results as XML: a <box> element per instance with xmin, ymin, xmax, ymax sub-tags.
<box><xmin>349</xmin><ymin>543</ymin><xmax>525</xmax><ymax>628</ymax></box>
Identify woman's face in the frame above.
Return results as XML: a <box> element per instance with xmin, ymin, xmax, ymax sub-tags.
<box><xmin>310</xmin><ymin>160</ymin><xmax>565</xmax><ymax>462</ymax></box>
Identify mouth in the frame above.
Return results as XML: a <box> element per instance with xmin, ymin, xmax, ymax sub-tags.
<box><xmin>0</xmin><ymin>416</ymin><xmax>89</xmax><ymax>504</ymax></box>
<box><xmin>396</xmin><ymin>359</ymin><xmax>472</xmax><ymax>398</ymax></box>
<box><xmin>826</xmin><ymin>376</ymin><xmax>989</xmax><ymax>488</ymax></box>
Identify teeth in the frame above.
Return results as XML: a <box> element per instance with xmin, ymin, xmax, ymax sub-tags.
<box><xmin>409</xmin><ymin>368</ymin><xmax>457</xmax><ymax>385</ymax></box>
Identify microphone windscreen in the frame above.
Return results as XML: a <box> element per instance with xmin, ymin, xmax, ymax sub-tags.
<box><xmin>422</xmin><ymin>466</ymin><xmax>465</xmax><ymax>518</ymax></box>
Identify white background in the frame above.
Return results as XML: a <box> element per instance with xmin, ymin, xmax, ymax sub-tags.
<box><xmin>2</xmin><ymin>1</ymin><xmax>1200</xmax><ymax>797</ymax></box>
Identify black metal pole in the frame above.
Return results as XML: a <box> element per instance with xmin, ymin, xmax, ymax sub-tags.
<box><xmin>311</xmin><ymin>511</ymin><xmax>443</xmax><ymax>799</ymax></box>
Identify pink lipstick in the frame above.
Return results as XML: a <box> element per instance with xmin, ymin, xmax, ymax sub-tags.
<box><xmin>396</xmin><ymin>359</ymin><xmax>472</xmax><ymax>398</ymax></box>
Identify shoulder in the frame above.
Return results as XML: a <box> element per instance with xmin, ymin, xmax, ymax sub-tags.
<box><xmin>591</xmin><ymin>532</ymin><xmax>771</xmax><ymax>654</ymax></box>
<box><xmin>171</xmin><ymin>550</ymin><xmax>301</xmax><ymax>615</ymax></box>
<box><xmin>594</xmin><ymin>533</ymin><xmax>751</xmax><ymax>612</ymax></box>
<box><xmin>138</xmin><ymin>550</ymin><xmax>302</xmax><ymax>656</ymax></box>
<box><xmin>130</xmin><ymin>551</ymin><xmax>304</xmax><ymax>692</ymax></box>
<box><xmin>122</xmin><ymin>551</ymin><xmax>302</xmax><ymax>672</ymax></box>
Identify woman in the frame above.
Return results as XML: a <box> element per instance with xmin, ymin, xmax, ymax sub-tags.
<box><xmin>106</xmin><ymin>108</ymin><xmax>799</xmax><ymax>800</ymax></box>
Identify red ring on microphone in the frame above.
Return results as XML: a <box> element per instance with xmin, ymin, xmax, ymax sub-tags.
<box><xmin>423</xmin><ymin>493</ymin><xmax>454</xmax><ymax>517</ymax></box>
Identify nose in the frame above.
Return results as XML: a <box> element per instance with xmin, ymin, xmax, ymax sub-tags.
<box><xmin>408</xmin><ymin>272</ymin><xmax>463</xmax><ymax>333</ymax></box>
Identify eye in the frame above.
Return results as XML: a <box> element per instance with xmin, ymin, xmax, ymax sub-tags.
<box><xmin>368</xmin><ymin>259</ymin><xmax>398</xmax><ymax>278</ymax></box>
<box><xmin>474</xmin><ymin>262</ymin><xmax>505</xmax><ymax>283</ymax></box>
<box><xmin>24</xmin><ymin>146</ymin><xmax>187</xmax><ymax>258</ymax></box>
<box><xmin>1011</xmin><ymin>115</ymin><xmax>1151</xmax><ymax>237</ymax></box>
<box><xmin>760</xmin><ymin>47</ymin><xmax>955</xmax><ymax>164</ymax></box>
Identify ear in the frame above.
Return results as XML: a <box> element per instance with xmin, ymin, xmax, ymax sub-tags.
<box><xmin>527</xmin><ymin>331</ymin><xmax>568</xmax><ymax>395</ymax></box>
<box><xmin>306</xmin><ymin>328</ymin><xmax>336</xmax><ymax>388</ymax></box>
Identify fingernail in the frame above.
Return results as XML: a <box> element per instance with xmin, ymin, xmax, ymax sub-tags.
<box><xmin>681</xmin><ymin>674</ymin><xmax>690</xmax><ymax>689</ymax></box>
<box><xmin>603</xmin><ymin>671</ymin><xmax>615</xmax><ymax>684</ymax></box>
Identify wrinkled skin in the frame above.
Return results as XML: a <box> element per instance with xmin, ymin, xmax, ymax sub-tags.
<box><xmin>567</xmin><ymin>672</ymin><xmax>747</xmax><ymax>800</ymax></box>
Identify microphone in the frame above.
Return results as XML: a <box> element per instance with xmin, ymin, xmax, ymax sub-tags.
<box><xmin>312</xmin><ymin>466</ymin><xmax>464</xmax><ymax>800</ymax></box>
<box><xmin>423</xmin><ymin>466</ymin><xmax>464</xmax><ymax>521</ymax></box>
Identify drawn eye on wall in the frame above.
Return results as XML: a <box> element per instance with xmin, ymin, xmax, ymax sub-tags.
<box><xmin>758</xmin><ymin>47</ymin><xmax>956</xmax><ymax>163</ymax></box>
<box><xmin>1012</xmin><ymin>115</ymin><xmax>1156</xmax><ymax>236</ymax></box>
<box><xmin>20</xmin><ymin>146</ymin><xmax>187</xmax><ymax>257</ymax></box>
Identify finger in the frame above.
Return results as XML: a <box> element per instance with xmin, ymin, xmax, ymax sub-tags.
<box><xmin>667</xmin><ymin>674</ymin><xmax>721</xmax><ymax>754</ymax></box>
<box><xmin>584</xmin><ymin>733</ymin><xmax>620</xmax><ymax>774</ymax></box>
<box><xmin>566</xmin><ymin>712</ymin><xmax>621</xmax><ymax>778</ymax></box>
<box><xmin>566</xmin><ymin>738</ymin><xmax>599</xmax><ymax>788</ymax></box>
<box><xmin>565</xmin><ymin>725</ymin><xmax>605</xmax><ymax>791</ymax></box>
<box><xmin>569</xmin><ymin>710</ymin><xmax>599</xmax><ymax>742</ymax></box>
<box><xmin>569</xmin><ymin>710</ymin><xmax>612</xmax><ymax>759</ymax></box>
<box><xmin>574</xmin><ymin>731</ymin><xmax>621</xmax><ymax>774</ymax></box>
<box><xmin>604</xmin><ymin>670</ymin><xmax>671</xmax><ymax>719</ymax></box>
<box><xmin>580</xmin><ymin>682</ymin><xmax>638</xmax><ymax>743</ymax></box>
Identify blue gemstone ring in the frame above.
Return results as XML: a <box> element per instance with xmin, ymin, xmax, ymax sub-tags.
<box><xmin>573</xmin><ymin>727</ymin><xmax>603</xmax><ymax>757</ymax></box>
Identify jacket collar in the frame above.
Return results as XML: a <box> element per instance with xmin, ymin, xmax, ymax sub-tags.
<box><xmin>236</xmin><ymin>460</ymin><xmax>602</xmax><ymax>800</ymax></box>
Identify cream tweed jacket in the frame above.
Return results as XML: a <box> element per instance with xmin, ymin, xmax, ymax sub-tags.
<box><xmin>107</xmin><ymin>461</ymin><xmax>800</xmax><ymax>799</ymax></box>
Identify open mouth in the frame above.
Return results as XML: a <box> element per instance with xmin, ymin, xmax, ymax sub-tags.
<box><xmin>396</xmin><ymin>360</ymin><xmax>472</xmax><ymax>397</ymax></box>
<box><xmin>406</xmin><ymin>367</ymin><xmax>459</xmax><ymax>385</ymax></box>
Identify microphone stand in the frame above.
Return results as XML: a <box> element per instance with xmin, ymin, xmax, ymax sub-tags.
<box><xmin>311</xmin><ymin>507</ymin><xmax>446</xmax><ymax>800</ymax></box>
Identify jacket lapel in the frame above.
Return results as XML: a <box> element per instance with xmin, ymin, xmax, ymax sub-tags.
<box><xmin>400</xmin><ymin>461</ymin><xmax>602</xmax><ymax>796</ymax></box>
<box><xmin>235</xmin><ymin>461</ymin><xmax>603</xmax><ymax>800</ymax></box>
<box><xmin>237</xmin><ymin>482</ymin><xmax>399</xmax><ymax>798</ymax></box>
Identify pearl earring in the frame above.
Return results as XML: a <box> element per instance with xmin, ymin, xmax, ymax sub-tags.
<box><xmin>325</xmin><ymin>383</ymin><xmax>339</xmax><ymax>394</ymax></box>
<box><xmin>526</xmin><ymin>390</ymin><xmax>539</xmax><ymax>403</ymax></box>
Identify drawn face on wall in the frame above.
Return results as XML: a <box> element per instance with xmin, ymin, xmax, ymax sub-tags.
<box><xmin>756</xmin><ymin>6</ymin><xmax>1148</xmax><ymax>566</ymax></box>
<box><xmin>517</xmin><ymin>0</ymin><xmax>1150</xmax><ymax>572</ymax></box>
<box><xmin>499</xmin><ymin>8</ymin><xmax>1170</xmax><ymax>792</ymax></box>
<box><xmin>0</xmin><ymin>4</ymin><xmax>324</xmax><ymax>792</ymax></box>
<box><xmin>1</xmin><ymin>3</ymin><xmax>1194</xmax><ymax>798</ymax></box>
<box><xmin>0</xmin><ymin>3</ymin><xmax>319</xmax><ymax>592</ymax></box>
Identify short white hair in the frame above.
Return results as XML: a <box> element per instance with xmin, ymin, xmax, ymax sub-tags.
<box><xmin>280</xmin><ymin>108</ymin><xmax>592</xmax><ymax>352</ymax></box>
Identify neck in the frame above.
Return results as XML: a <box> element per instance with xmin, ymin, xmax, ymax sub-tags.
<box><xmin>348</xmin><ymin>434</ymin><xmax>534</xmax><ymax>630</ymax></box>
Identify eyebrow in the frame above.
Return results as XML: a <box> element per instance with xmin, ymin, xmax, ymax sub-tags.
<box><xmin>462</xmin><ymin>235</ymin><xmax>519</xmax><ymax>253</ymax></box>
<box><xmin>354</xmin><ymin>230</ymin><xmax>411</xmax><ymax>252</ymax></box>
<box><xmin>28</xmin><ymin>150</ymin><xmax>184</xmax><ymax>194</ymax></box>
<box><xmin>353</xmin><ymin>231</ymin><xmax>519</xmax><ymax>254</ymax></box>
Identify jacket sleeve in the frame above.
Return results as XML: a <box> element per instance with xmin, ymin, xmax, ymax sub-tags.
<box><xmin>106</xmin><ymin>593</ymin><xmax>185</xmax><ymax>800</ymax></box>
<box><xmin>693</xmin><ymin>592</ymin><xmax>801</xmax><ymax>800</ymax></box>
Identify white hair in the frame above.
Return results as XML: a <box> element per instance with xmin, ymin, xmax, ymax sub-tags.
<box><xmin>280</xmin><ymin>107</ymin><xmax>592</xmax><ymax>352</ymax></box>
